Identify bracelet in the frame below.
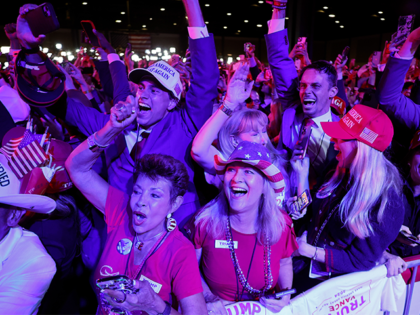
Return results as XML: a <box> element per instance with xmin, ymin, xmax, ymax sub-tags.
<box><xmin>219</xmin><ymin>102</ymin><xmax>233</xmax><ymax>116</ymax></box>
<box><xmin>311</xmin><ymin>247</ymin><xmax>318</xmax><ymax>261</ymax></box>
<box><xmin>93</xmin><ymin>132</ymin><xmax>110</xmax><ymax>148</ymax></box>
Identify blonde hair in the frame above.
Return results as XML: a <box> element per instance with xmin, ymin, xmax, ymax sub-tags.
<box><xmin>218</xmin><ymin>108</ymin><xmax>286</xmax><ymax>169</ymax></box>
<box><xmin>195</xmin><ymin>176</ymin><xmax>287</xmax><ymax>245</ymax></box>
<box><xmin>317</xmin><ymin>141</ymin><xmax>402</xmax><ymax>239</ymax></box>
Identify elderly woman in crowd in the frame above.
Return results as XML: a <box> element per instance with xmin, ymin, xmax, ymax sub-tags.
<box><xmin>188</xmin><ymin>141</ymin><xmax>298</xmax><ymax>314</ymax></box>
<box><xmin>192</xmin><ymin>63</ymin><xmax>306</xmax><ymax>211</ymax></box>
<box><xmin>293</xmin><ymin>104</ymin><xmax>404</xmax><ymax>292</ymax></box>
<box><xmin>65</xmin><ymin>97</ymin><xmax>207</xmax><ymax>315</ymax></box>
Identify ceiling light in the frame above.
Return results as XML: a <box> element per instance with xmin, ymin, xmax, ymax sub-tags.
<box><xmin>244</xmin><ymin>20</ymin><xmax>248</xmax><ymax>23</ymax></box>
<box><xmin>285</xmin><ymin>17</ymin><xmax>289</xmax><ymax>19</ymax></box>
<box><xmin>317</xmin><ymin>10</ymin><xmax>325</xmax><ymax>13</ymax></box>
<box><xmin>160</xmin><ymin>8</ymin><xmax>165</xmax><ymax>11</ymax></box>
<box><xmin>116</xmin><ymin>20</ymin><xmax>121</xmax><ymax>23</ymax></box>
<box><xmin>205</xmin><ymin>21</ymin><xmax>209</xmax><ymax>24</ymax></box>
<box><xmin>257</xmin><ymin>24</ymin><xmax>262</xmax><ymax>27</ymax></box>
<box><xmin>173</xmin><ymin>23</ymin><xmax>177</xmax><ymax>25</ymax></box>
<box><xmin>340</xmin><ymin>25</ymin><xmax>344</xmax><ymax>28</ymax></box>
<box><xmin>335</xmin><ymin>20</ymin><xmax>339</xmax><ymax>23</ymax></box>
<box><xmin>142</xmin><ymin>25</ymin><xmax>146</xmax><ymax>27</ymax></box>
<box><xmin>121</xmin><ymin>12</ymin><xmax>125</xmax><ymax>14</ymax></box>
<box><xmin>378</xmin><ymin>11</ymin><xmax>383</xmax><ymax>14</ymax></box>
<box><xmin>259</xmin><ymin>0</ymin><xmax>264</xmax><ymax>3</ymax></box>
<box><xmin>224</xmin><ymin>26</ymin><xmax>227</xmax><ymax>29</ymax></box>
<box><xmin>82</xmin><ymin>2</ymin><xmax>87</xmax><ymax>5</ymax></box>
<box><xmin>238</xmin><ymin>30</ymin><xmax>241</xmax><ymax>32</ymax></box>
<box><xmin>380</xmin><ymin>18</ymin><xmax>385</xmax><ymax>21</ymax></box>
<box><xmin>329</xmin><ymin>14</ymin><xmax>335</xmax><ymax>18</ymax></box>
<box><xmin>227</xmin><ymin>13</ymin><xmax>231</xmax><ymax>16</ymax></box>
<box><xmin>323</xmin><ymin>6</ymin><xmax>328</xmax><ymax>9</ymax></box>
<box><xmin>150</xmin><ymin>18</ymin><xmax>153</xmax><ymax>20</ymax></box>
<box><xmin>205</xmin><ymin>4</ymin><xmax>210</xmax><ymax>6</ymax></box>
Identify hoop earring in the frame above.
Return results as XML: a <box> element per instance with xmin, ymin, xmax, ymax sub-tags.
<box><xmin>166</xmin><ymin>213</ymin><xmax>177</xmax><ymax>232</ymax></box>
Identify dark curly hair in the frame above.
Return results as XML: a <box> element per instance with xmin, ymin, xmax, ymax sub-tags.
<box><xmin>134</xmin><ymin>154</ymin><xmax>189</xmax><ymax>203</ymax></box>
<box><xmin>299</xmin><ymin>60</ymin><xmax>338</xmax><ymax>88</ymax></box>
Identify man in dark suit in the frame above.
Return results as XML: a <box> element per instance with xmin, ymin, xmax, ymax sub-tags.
<box><xmin>264</xmin><ymin>4</ymin><xmax>340</xmax><ymax>192</ymax></box>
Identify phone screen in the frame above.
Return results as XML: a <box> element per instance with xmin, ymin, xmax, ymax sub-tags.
<box><xmin>296</xmin><ymin>126</ymin><xmax>312</xmax><ymax>159</ymax></box>
<box><xmin>290</xmin><ymin>190</ymin><xmax>312</xmax><ymax>214</ymax></box>
<box><xmin>342</xmin><ymin>46</ymin><xmax>350</xmax><ymax>59</ymax></box>
<box><xmin>81</xmin><ymin>21</ymin><xmax>99</xmax><ymax>47</ymax></box>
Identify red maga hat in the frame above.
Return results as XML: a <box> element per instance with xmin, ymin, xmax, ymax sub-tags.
<box><xmin>321</xmin><ymin>104</ymin><xmax>393</xmax><ymax>152</ymax></box>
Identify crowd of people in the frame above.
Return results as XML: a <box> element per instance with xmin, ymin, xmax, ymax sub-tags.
<box><xmin>1</xmin><ymin>0</ymin><xmax>420</xmax><ymax>314</ymax></box>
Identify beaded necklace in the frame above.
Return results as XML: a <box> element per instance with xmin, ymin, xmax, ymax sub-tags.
<box><xmin>225</xmin><ymin>217</ymin><xmax>273</xmax><ymax>297</ymax></box>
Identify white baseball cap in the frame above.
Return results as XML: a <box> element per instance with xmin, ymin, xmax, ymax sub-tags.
<box><xmin>0</xmin><ymin>153</ymin><xmax>56</xmax><ymax>214</ymax></box>
<box><xmin>128</xmin><ymin>61</ymin><xmax>183</xmax><ymax>100</ymax></box>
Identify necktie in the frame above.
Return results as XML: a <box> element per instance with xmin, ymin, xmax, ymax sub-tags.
<box><xmin>130</xmin><ymin>129</ymin><xmax>151</xmax><ymax>162</ymax></box>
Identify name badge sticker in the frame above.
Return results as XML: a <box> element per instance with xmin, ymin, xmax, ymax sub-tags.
<box><xmin>140</xmin><ymin>275</ymin><xmax>162</xmax><ymax>293</ymax></box>
<box><xmin>215</xmin><ymin>240</ymin><xmax>238</xmax><ymax>249</ymax></box>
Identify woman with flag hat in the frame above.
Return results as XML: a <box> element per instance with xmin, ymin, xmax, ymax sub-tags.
<box><xmin>188</xmin><ymin>141</ymin><xmax>298</xmax><ymax>314</ymax></box>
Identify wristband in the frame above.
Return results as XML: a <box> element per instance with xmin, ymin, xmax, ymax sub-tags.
<box><xmin>220</xmin><ymin>102</ymin><xmax>233</xmax><ymax>116</ymax></box>
<box><xmin>157</xmin><ymin>301</ymin><xmax>171</xmax><ymax>315</ymax></box>
<box><xmin>87</xmin><ymin>134</ymin><xmax>102</xmax><ymax>153</ymax></box>
<box><xmin>272</xmin><ymin>0</ymin><xmax>287</xmax><ymax>9</ymax></box>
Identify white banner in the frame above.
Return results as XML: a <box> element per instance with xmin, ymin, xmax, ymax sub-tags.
<box><xmin>225</xmin><ymin>265</ymin><xmax>406</xmax><ymax>315</ymax></box>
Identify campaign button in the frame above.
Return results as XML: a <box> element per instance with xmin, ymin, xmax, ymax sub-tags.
<box><xmin>117</xmin><ymin>238</ymin><xmax>133</xmax><ymax>255</ymax></box>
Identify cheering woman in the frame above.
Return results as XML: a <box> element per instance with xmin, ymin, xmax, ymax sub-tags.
<box><xmin>191</xmin><ymin>63</ymin><xmax>291</xmax><ymax>208</ymax></box>
<box><xmin>294</xmin><ymin>105</ymin><xmax>404</xmax><ymax>291</ymax></box>
<box><xmin>66</xmin><ymin>96</ymin><xmax>206</xmax><ymax>315</ymax></box>
<box><xmin>188</xmin><ymin>141</ymin><xmax>298</xmax><ymax>314</ymax></box>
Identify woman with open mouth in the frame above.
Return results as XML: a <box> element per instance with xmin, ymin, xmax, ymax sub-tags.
<box><xmin>187</xmin><ymin>141</ymin><xmax>298</xmax><ymax>314</ymax></box>
<box><xmin>65</xmin><ymin>96</ymin><xmax>207</xmax><ymax>315</ymax></box>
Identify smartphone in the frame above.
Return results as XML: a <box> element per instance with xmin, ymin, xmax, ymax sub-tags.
<box><xmin>371</xmin><ymin>51</ymin><xmax>381</xmax><ymax>68</ymax></box>
<box><xmin>399</xmin><ymin>231</ymin><xmax>420</xmax><ymax>245</ymax></box>
<box><xmin>296</xmin><ymin>125</ymin><xmax>312</xmax><ymax>159</ymax></box>
<box><xmin>342</xmin><ymin>46</ymin><xmax>350</xmax><ymax>59</ymax></box>
<box><xmin>61</xmin><ymin>61</ymin><xmax>74</xmax><ymax>75</ymax></box>
<box><xmin>391</xmin><ymin>15</ymin><xmax>416</xmax><ymax>46</ymax></box>
<box><xmin>81</xmin><ymin>20</ymin><xmax>100</xmax><ymax>47</ymax></box>
<box><xmin>297</xmin><ymin>37</ymin><xmax>307</xmax><ymax>48</ymax></box>
<box><xmin>26</xmin><ymin>3</ymin><xmax>60</xmax><ymax>37</ymax></box>
<box><xmin>289</xmin><ymin>190</ymin><xmax>312</xmax><ymax>214</ymax></box>
<box><xmin>264</xmin><ymin>288</ymin><xmax>296</xmax><ymax>299</ymax></box>
<box><xmin>244</xmin><ymin>42</ymin><xmax>255</xmax><ymax>55</ymax></box>
<box><xmin>96</xmin><ymin>275</ymin><xmax>137</xmax><ymax>293</ymax></box>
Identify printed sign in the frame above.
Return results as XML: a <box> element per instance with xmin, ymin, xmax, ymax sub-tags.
<box><xmin>140</xmin><ymin>275</ymin><xmax>162</xmax><ymax>293</ymax></box>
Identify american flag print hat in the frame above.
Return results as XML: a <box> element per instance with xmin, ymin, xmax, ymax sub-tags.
<box><xmin>214</xmin><ymin>141</ymin><xmax>285</xmax><ymax>194</ymax></box>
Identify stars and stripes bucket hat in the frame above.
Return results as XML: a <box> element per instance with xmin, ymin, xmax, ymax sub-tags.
<box><xmin>214</xmin><ymin>141</ymin><xmax>285</xmax><ymax>194</ymax></box>
<box><xmin>321</xmin><ymin>104</ymin><xmax>393</xmax><ymax>152</ymax></box>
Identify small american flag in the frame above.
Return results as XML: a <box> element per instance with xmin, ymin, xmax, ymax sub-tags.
<box><xmin>0</xmin><ymin>130</ymin><xmax>48</xmax><ymax>179</ymax></box>
<box><xmin>360</xmin><ymin>127</ymin><xmax>379</xmax><ymax>144</ymax></box>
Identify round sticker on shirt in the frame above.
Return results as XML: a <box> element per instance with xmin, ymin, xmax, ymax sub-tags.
<box><xmin>117</xmin><ymin>238</ymin><xmax>133</xmax><ymax>255</ymax></box>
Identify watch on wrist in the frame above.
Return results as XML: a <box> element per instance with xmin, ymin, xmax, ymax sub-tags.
<box><xmin>157</xmin><ymin>301</ymin><xmax>171</xmax><ymax>315</ymax></box>
<box><xmin>87</xmin><ymin>134</ymin><xmax>102</xmax><ymax>152</ymax></box>
<box><xmin>219</xmin><ymin>102</ymin><xmax>233</xmax><ymax>116</ymax></box>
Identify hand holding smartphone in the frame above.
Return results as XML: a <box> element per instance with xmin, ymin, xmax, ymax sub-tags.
<box><xmin>25</xmin><ymin>3</ymin><xmax>60</xmax><ymax>37</ymax></box>
<box><xmin>289</xmin><ymin>190</ymin><xmax>312</xmax><ymax>215</ymax></box>
<box><xmin>81</xmin><ymin>20</ymin><xmax>100</xmax><ymax>47</ymax></box>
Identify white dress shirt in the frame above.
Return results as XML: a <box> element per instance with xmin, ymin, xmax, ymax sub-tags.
<box><xmin>0</xmin><ymin>226</ymin><xmax>56</xmax><ymax>314</ymax></box>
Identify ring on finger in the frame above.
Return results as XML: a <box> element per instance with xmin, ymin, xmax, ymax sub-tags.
<box><xmin>113</xmin><ymin>292</ymin><xmax>127</xmax><ymax>304</ymax></box>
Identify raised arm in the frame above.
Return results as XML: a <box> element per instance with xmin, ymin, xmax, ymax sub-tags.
<box><xmin>264</xmin><ymin>1</ymin><xmax>301</xmax><ymax>109</ymax></box>
<box><xmin>378</xmin><ymin>26</ymin><xmax>420</xmax><ymax>130</ymax></box>
<box><xmin>182</xmin><ymin>0</ymin><xmax>219</xmax><ymax>133</ymax></box>
<box><xmin>191</xmin><ymin>63</ymin><xmax>253</xmax><ymax>173</ymax></box>
<box><xmin>65</xmin><ymin>96</ymin><xmax>136</xmax><ymax>213</ymax></box>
